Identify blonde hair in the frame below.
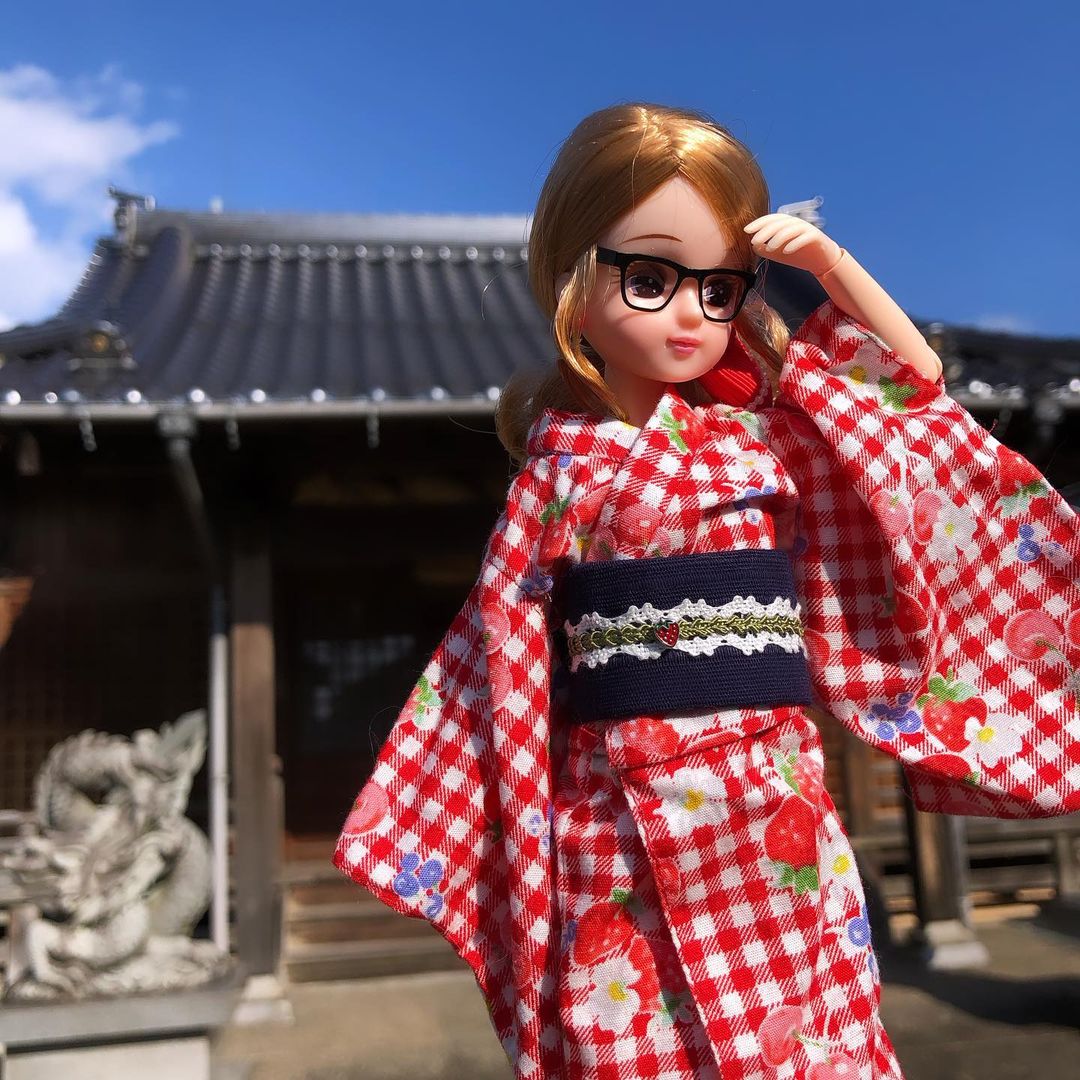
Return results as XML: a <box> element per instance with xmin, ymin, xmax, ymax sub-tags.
<box><xmin>496</xmin><ymin>102</ymin><xmax>790</xmax><ymax>462</ymax></box>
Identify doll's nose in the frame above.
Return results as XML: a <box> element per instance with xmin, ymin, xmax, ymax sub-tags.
<box><xmin>671</xmin><ymin>278</ymin><xmax>705</xmax><ymax>324</ymax></box>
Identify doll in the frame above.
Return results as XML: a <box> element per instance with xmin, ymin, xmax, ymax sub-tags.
<box><xmin>334</xmin><ymin>104</ymin><xmax>1080</xmax><ymax>1080</ymax></box>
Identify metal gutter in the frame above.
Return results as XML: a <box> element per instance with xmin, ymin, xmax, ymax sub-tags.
<box><xmin>0</xmin><ymin>398</ymin><xmax>501</xmax><ymax>423</ymax></box>
<box><xmin>159</xmin><ymin>413</ymin><xmax>230</xmax><ymax>956</ymax></box>
<box><xmin>3</xmin><ymin>391</ymin><xmax>1068</xmax><ymax>425</ymax></box>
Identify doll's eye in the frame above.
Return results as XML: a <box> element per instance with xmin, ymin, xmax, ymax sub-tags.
<box><xmin>702</xmin><ymin>275</ymin><xmax>736</xmax><ymax>310</ymax></box>
<box><xmin>625</xmin><ymin>261</ymin><xmax>672</xmax><ymax>301</ymax></box>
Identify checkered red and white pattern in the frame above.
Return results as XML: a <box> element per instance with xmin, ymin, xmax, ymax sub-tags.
<box><xmin>771</xmin><ymin>303</ymin><xmax>1080</xmax><ymax>818</ymax></box>
<box><xmin>334</xmin><ymin>301</ymin><xmax>1080</xmax><ymax>1079</ymax></box>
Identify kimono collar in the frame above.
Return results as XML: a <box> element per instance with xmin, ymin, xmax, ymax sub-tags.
<box><xmin>526</xmin><ymin>385</ymin><xmax>706</xmax><ymax>462</ymax></box>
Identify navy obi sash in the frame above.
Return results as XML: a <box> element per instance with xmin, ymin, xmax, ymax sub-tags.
<box><xmin>560</xmin><ymin>549</ymin><xmax>811</xmax><ymax>723</ymax></box>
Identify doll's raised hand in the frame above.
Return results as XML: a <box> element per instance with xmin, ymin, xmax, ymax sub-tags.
<box><xmin>744</xmin><ymin>213</ymin><xmax>842</xmax><ymax>278</ymax></box>
<box><xmin>746</xmin><ymin>212</ymin><xmax>941</xmax><ymax>379</ymax></box>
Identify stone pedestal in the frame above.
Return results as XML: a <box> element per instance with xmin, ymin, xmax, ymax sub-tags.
<box><xmin>229</xmin><ymin>973</ymin><xmax>294</xmax><ymax>1026</ymax></box>
<box><xmin>0</xmin><ymin>981</ymin><xmax>239</xmax><ymax>1080</ymax></box>
<box><xmin>4</xmin><ymin>1036</ymin><xmax>210</xmax><ymax>1080</ymax></box>
<box><xmin>908</xmin><ymin>916</ymin><xmax>991</xmax><ymax>970</ymax></box>
<box><xmin>904</xmin><ymin>801</ymin><xmax>989</xmax><ymax>969</ymax></box>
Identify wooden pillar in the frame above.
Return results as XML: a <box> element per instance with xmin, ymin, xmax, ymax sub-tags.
<box><xmin>1054</xmin><ymin>829</ymin><xmax>1080</xmax><ymax>905</ymax></box>
<box><xmin>842</xmin><ymin>735</ymin><xmax>878</xmax><ymax>836</ymax></box>
<box><xmin>903</xmin><ymin>800</ymin><xmax>988</xmax><ymax>968</ymax></box>
<box><xmin>841</xmin><ymin>735</ymin><xmax>893</xmax><ymax>941</ymax></box>
<box><xmin>230</xmin><ymin>522</ymin><xmax>282</xmax><ymax>976</ymax></box>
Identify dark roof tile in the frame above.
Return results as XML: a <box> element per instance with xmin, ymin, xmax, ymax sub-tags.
<box><xmin>1</xmin><ymin>205</ymin><xmax>1075</xmax><ymax>418</ymax></box>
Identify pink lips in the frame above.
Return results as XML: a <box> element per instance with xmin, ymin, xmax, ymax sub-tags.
<box><xmin>668</xmin><ymin>337</ymin><xmax>701</xmax><ymax>356</ymax></box>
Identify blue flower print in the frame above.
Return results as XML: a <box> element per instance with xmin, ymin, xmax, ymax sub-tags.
<box><xmin>557</xmin><ymin>452</ymin><xmax>573</xmax><ymax>469</ymax></box>
<box><xmin>525</xmin><ymin>802</ymin><xmax>554</xmax><ymax>856</ymax></box>
<box><xmin>733</xmin><ymin>484</ymin><xmax>777</xmax><ymax>524</ymax></box>
<box><xmin>1016</xmin><ymin>524</ymin><xmax>1041</xmax><ymax>563</ymax></box>
<box><xmin>561</xmin><ymin>918</ymin><xmax>577</xmax><ymax>954</ymax></box>
<box><xmin>392</xmin><ymin>852</ymin><xmax>446</xmax><ymax>918</ymax></box>
<box><xmin>521</xmin><ymin>569</ymin><xmax>554</xmax><ymax>598</ymax></box>
<box><xmin>864</xmin><ymin>693</ymin><xmax>922</xmax><ymax>742</ymax></box>
<box><xmin>847</xmin><ymin>904</ymin><xmax>872</xmax><ymax>948</ymax></box>
<box><xmin>847</xmin><ymin>904</ymin><xmax>877</xmax><ymax>974</ymax></box>
<box><xmin>1013</xmin><ymin>523</ymin><xmax>1068</xmax><ymax>567</ymax></box>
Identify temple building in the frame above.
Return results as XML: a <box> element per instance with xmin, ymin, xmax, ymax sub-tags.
<box><xmin>1</xmin><ymin>193</ymin><xmax>1078</xmax><ymax>988</ymax></box>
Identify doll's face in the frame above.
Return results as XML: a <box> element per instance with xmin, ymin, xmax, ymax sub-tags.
<box><xmin>580</xmin><ymin>176</ymin><xmax>737</xmax><ymax>397</ymax></box>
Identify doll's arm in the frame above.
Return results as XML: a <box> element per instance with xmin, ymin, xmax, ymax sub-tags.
<box><xmin>745</xmin><ymin>214</ymin><xmax>942</xmax><ymax>380</ymax></box>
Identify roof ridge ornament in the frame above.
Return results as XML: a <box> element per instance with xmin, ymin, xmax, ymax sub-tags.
<box><xmin>109</xmin><ymin>187</ymin><xmax>156</xmax><ymax>249</ymax></box>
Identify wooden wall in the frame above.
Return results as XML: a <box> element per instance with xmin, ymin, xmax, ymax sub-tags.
<box><xmin>0</xmin><ymin>450</ymin><xmax>208</xmax><ymax>811</ymax></box>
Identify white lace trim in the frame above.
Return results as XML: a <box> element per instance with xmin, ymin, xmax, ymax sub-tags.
<box><xmin>564</xmin><ymin>595</ymin><xmax>804</xmax><ymax>672</ymax></box>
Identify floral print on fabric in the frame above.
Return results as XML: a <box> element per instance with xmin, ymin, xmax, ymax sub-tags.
<box><xmin>334</xmin><ymin>301</ymin><xmax>1079</xmax><ymax>1079</ymax></box>
<box><xmin>391</xmin><ymin>852</ymin><xmax>446</xmax><ymax>919</ymax></box>
<box><xmin>863</xmin><ymin>694</ymin><xmax>923</xmax><ymax>742</ymax></box>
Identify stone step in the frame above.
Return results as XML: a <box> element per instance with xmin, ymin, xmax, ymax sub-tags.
<box><xmin>279</xmin><ymin>855</ymin><xmax>455</xmax><ymax>979</ymax></box>
<box><xmin>285</xmin><ymin>900</ymin><xmax>436</xmax><ymax>945</ymax></box>
<box><xmin>284</xmin><ymin>935</ymin><xmax>466</xmax><ymax>983</ymax></box>
<box><xmin>282</xmin><ymin>835</ymin><xmax>339</xmax><ymax>863</ymax></box>
<box><xmin>287</xmin><ymin>878</ymin><xmax>362</xmax><ymax>909</ymax></box>
<box><xmin>279</xmin><ymin>858</ymin><xmax>344</xmax><ymax>887</ymax></box>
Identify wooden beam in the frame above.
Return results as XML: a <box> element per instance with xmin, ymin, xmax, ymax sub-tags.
<box><xmin>230</xmin><ymin>521</ymin><xmax>282</xmax><ymax>976</ymax></box>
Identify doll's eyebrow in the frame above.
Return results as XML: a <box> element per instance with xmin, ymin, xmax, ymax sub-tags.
<box><xmin>622</xmin><ymin>233</ymin><xmax>682</xmax><ymax>243</ymax></box>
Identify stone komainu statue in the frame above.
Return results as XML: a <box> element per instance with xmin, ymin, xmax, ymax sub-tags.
<box><xmin>0</xmin><ymin>711</ymin><xmax>230</xmax><ymax>1000</ymax></box>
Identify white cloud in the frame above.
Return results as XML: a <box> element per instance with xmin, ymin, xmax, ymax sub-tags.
<box><xmin>0</xmin><ymin>64</ymin><xmax>178</xmax><ymax>331</ymax></box>
<box><xmin>972</xmin><ymin>312</ymin><xmax>1035</xmax><ymax>335</ymax></box>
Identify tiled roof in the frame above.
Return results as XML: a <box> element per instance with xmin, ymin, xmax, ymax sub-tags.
<box><xmin>0</xmin><ymin>198</ymin><xmax>1076</xmax><ymax>421</ymax></box>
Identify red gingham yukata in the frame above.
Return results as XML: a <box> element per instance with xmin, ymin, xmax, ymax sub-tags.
<box><xmin>334</xmin><ymin>301</ymin><xmax>1080</xmax><ymax>1079</ymax></box>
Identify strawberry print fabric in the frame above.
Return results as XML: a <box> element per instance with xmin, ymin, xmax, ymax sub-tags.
<box><xmin>333</xmin><ymin>301</ymin><xmax>1080</xmax><ymax>1079</ymax></box>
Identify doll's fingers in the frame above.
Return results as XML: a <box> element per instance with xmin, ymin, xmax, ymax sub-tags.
<box><xmin>760</xmin><ymin>227</ymin><xmax>805</xmax><ymax>254</ymax></box>
<box><xmin>782</xmin><ymin>234</ymin><xmax>817</xmax><ymax>254</ymax></box>
<box><xmin>748</xmin><ymin>220</ymin><xmax>789</xmax><ymax>247</ymax></box>
<box><xmin>744</xmin><ymin>215</ymin><xmax>780</xmax><ymax>232</ymax></box>
<box><xmin>744</xmin><ymin>213</ymin><xmax>795</xmax><ymax>232</ymax></box>
<box><xmin>765</xmin><ymin>223</ymin><xmax>808</xmax><ymax>251</ymax></box>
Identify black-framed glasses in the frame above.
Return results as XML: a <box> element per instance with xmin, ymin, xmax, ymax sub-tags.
<box><xmin>595</xmin><ymin>247</ymin><xmax>756</xmax><ymax>323</ymax></box>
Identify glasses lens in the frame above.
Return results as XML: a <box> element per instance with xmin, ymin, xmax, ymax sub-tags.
<box><xmin>622</xmin><ymin>259</ymin><xmax>678</xmax><ymax>310</ymax></box>
<box><xmin>702</xmin><ymin>273</ymin><xmax>747</xmax><ymax>321</ymax></box>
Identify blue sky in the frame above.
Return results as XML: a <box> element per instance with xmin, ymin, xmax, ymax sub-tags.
<box><xmin>2</xmin><ymin>1</ymin><xmax>1078</xmax><ymax>336</ymax></box>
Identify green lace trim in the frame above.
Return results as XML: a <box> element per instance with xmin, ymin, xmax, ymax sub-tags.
<box><xmin>567</xmin><ymin>612</ymin><xmax>804</xmax><ymax>658</ymax></box>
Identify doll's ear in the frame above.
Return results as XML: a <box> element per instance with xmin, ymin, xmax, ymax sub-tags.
<box><xmin>697</xmin><ymin>332</ymin><xmax>770</xmax><ymax>409</ymax></box>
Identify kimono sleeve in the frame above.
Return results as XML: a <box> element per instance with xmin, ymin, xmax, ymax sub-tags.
<box><xmin>330</xmin><ymin>454</ymin><xmax>557</xmax><ymax>993</ymax></box>
<box><xmin>771</xmin><ymin>300</ymin><xmax>1080</xmax><ymax>819</ymax></box>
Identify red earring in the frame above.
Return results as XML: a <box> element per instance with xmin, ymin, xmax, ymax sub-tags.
<box><xmin>698</xmin><ymin>331</ymin><xmax>770</xmax><ymax>408</ymax></box>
